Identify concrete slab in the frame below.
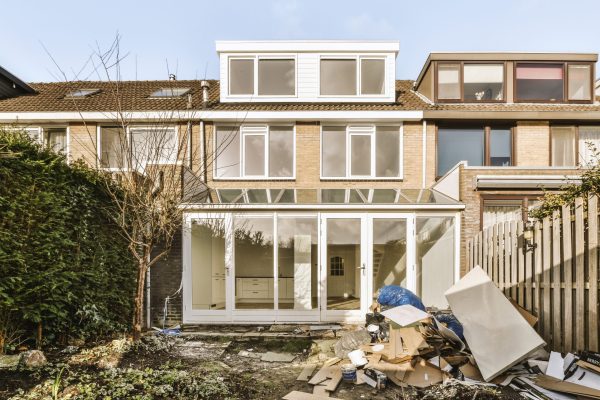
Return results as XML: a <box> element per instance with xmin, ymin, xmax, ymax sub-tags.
<box><xmin>261</xmin><ymin>351</ymin><xmax>297</xmax><ymax>363</ymax></box>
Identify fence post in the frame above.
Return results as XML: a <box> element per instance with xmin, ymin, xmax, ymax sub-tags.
<box><xmin>534</xmin><ymin>221</ymin><xmax>542</xmax><ymax>320</ymax></box>
<box><xmin>517</xmin><ymin>221</ymin><xmax>525</xmax><ymax>307</ymax></box>
<box><xmin>511</xmin><ymin>220</ymin><xmax>518</xmax><ymax>300</ymax></box>
<box><xmin>589</xmin><ymin>195</ymin><xmax>599</xmax><ymax>352</ymax></box>
<box><xmin>562</xmin><ymin>204</ymin><xmax>573</xmax><ymax>351</ymax></box>
<box><xmin>542</xmin><ymin>216</ymin><xmax>552</xmax><ymax>344</ymax></box>
<box><xmin>552</xmin><ymin>210</ymin><xmax>562</xmax><ymax>351</ymax></box>
<box><xmin>575</xmin><ymin>197</ymin><xmax>585</xmax><ymax>351</ymax></box>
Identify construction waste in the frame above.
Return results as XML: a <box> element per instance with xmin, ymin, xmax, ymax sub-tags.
<box><xmin>284</xmin><ymin>266</ymin><xmax>600</xmax><ymax>400</ymax></box>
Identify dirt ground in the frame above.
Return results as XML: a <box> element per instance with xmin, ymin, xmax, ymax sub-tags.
<box><xmin>0</xmin><ymin>334</ymin><xmax>523</xmax><ymax>399</ymax></box>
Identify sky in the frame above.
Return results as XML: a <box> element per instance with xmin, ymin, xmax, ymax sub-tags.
<box><xmin>1</xmin><ymin>0</ymin><xmax>599</xmax><ymax>82</ymax></box>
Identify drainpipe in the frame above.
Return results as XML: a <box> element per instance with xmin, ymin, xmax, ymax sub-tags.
<box><xmin>187</xmin><ymin>121</ymin><xmax>192</xmax><ymax>169</ymax></box>
<box><xmin>200</xmin><ymin>120</ymin><xmax>206</xmax><ymax>182</ymax></box>
<box><xmin>146</xmin><ymin>265</ymin><xmax>151</xmax><ymax>329</ymax></box>
<box><xmin>422</xmin><ymin>120</ymin><xmax>427</xmax><ymax>189</ymax></box>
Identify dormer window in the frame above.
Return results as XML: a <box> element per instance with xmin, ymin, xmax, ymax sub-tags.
<box><xmin>515</xmin><ymin>62</ymin><xmax>593</xmax><ymax>102</ymax></box>
<box><xmin>436</xmin><ymin>63</ymin><xmax>505</xmax><ymax>102</ymax></box>
<box><xmin>568</xmin><ymin>64</ymin><xmax>592</xmax><ymax>101</ymax></box>
<box><xmin>65</xmin><ymin>89</ymin><xmax>100</xmax><ymax>98</ymax></box>
<box><xmin>320</xmin><ymin>57</ymin><xmax>386</xmax><ymax>96</ymax></box>
<box><xmin>229</xmin><ymin>57</ymin><xmax>296</xmax><ymax>96</ymax></box>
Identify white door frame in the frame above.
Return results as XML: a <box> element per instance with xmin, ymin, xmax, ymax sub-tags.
<box><xmin>320</xmin><ymin>213</ymin><xmax>369</xmax><ymax>322</ymax></box>
<box><xmin>182</xmin><ymin>212</ymin><xmax>233</xmax><ymax>323</ymax></box>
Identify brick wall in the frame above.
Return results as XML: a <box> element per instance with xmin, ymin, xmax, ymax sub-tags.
<box><xmin>515</xmin><ymin>122</ymin><xmax>550</xmax><ymax>166</ymax></box>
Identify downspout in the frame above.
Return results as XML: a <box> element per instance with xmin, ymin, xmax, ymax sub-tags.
<box><xmin>422</xmin><ymin>120</ymin><xmax>427</xmax><ymax>189</ymax></box>
<box><xmin>200</xmin><ymin>120</ymin><xmax>206</xmax><ymax>181</ymax></box>
<box><xmin>187</xmin><ymin>121</ymin><xmax>193</xmax><ymax>169</ymax></box>
<box><xmin>146</xmin><ymin>259</ymin><xmax>151</xmax><ymax>329</ymax></box>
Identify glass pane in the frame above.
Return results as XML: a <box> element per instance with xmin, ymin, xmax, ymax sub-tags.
<box><xmin>101</xmin><ymin>127</ymin><xmax>126</xmax><ymax>168</ymax></box>
<box><xmin>437</xmin><ymin>63</ymin><xmax>460</xmax><ymax>99</ymax></box>
<box><xmin>416</xmin><ymin>216</ymin><xmax>455</xmax><ymax>309</ymax></box>
<box><xmin>489</xmin><ymin>128</ymin><xmax>512</xmax><ymax>166</ymax></box>
<box><xmin>321</xmin><ymin>189</ymin><xmax>346</xmax><ymax>203</ymax></box>
<box><xmin>372</xmin><ymin>219</ymin><xmax>407</xmax><ymax>301</ymax></box>
<box><xmin>361</xmin><ymin>59</ymin><xmax>385</xmax><ymax>95</ymax></box>
<box><xmin>191</xmin><ymin>219</ymin><xmax>226</xmax><ymax>310</ymax></box>
<box><xmin>229</xmin><ymin>59</ymin><xmax>254</xmax><ymax>95</ymax></box>
<box><xmin>45</xmin><ymin>128</ymin><xmax>67</xmax><ymax>153</ymax></box>
<box><xmin>218</xmin><ymin>189</ymin><xmax>244</xmax><ymax>203</ymax></box>
<box><xmin>235</xmin><ymin>216</ymin><xmax>274</xmax><ymax>310</ymax></box>
<box><xmin>215</xmin><ymin>126</ymin><xmax>240</xmax><ymax>178</ymax></box>
<box><xmin>327</xmin><ymin>219</ymin><xmax>361</xmax><ymax>310</ymax></box>
<box><xmin>270</xmin><ymin>189</ymin><xmax>295</xmax><ymax>203</ymax></box>
<box><xmin>322</xmin><ymin>126</ymin><xmax>347</xmax><ymax>177</ymax></box>
<box><xmin>244</xmin><ymin>134</ymin><xmax>265</xmax><ymax>176</ymax></box>
<box><xmin>247</xmin><ymin>189</ymin><xmax>268</xmax><ymax>203</ymax></box>
<box><xmin>320</xmin><ymin>59</ymin><xmax>357</xmax><ymax>96</ymax></box>
<box><xmin>349</xmin><ymin>189</ymin><xmax>368</xmax><ymax>203</ymax></box>
<box><xmin>258</xmin><ymin>59</ymin><xmax>295</xmax><ymax>96</ymax></box>
<box><xmin>483</xmin><ymin>200</ymin><xmax>522</xmax><ymax>229</ymax></box>
<box><xmin>516</xmin><ymin>63</ymin><xmax>564</xmax><ymax>101</ymax></box>
<box><xmin>579</xmin><ymin>126</ymin><xmax>600</xmax><ymax>166</ymax></box>
<box><xmin>371</xmin><ymin>189</ymin><xmax>397</xmax><ymax>203</ymax></box>
<box><xmin>351</xmin><ymin>135</ymin><xmax>371</xmax><ymax>176</ymax></box>
<box><xmin>268</xmin><ymin>126</ymin><xmax>294</xmax><ymax>177</ymax></box>
<box><xmin>437</xmin><ymin>128</ymin><xmax>484</xmax><ymax>175</ymax></box>
<box><xmin>277</xmin><ymin>216</ymin><xmax>318</xmax><ymax>310</ymax></box>
<box><xmin>463</xmin><ymin>64</ymin><xmax>504</xmax><ymax>101</ymax></box>
<box><xmin>376</xmin><ymin>126</ymin><xmax>400</xmax><ymax>177</ymax></box>
<box><xmin>568</xmin><ymin>64</ymin><xmax>591</xmax><ymax>100</ymax></box>
<box><xmin>551</xmin><ymin>126</ymin><xmax>576</xmax><ymax>166</ymax></box>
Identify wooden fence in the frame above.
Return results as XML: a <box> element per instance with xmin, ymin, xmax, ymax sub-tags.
<box><xmin>466</xmin><ymin>195</ymin><xmax>599</xmax><ymax>353</ymax></box>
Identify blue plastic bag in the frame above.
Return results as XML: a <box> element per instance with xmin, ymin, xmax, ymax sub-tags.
<box><xmin>377</xmin><ymin>285</ymin><xmax>425</xmax><ymax>311</ymax></box>
<box><xmin>435</xmin><ymin>313</ymin><xmax>464</xmax><ymax>340</ymax></box>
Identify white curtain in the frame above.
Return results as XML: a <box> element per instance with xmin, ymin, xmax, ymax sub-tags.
<box><xmin>483</xmin><ymin>204</ymin><xmax>522</xmax><ymax>229</ymax></box>
<box><xmin>551</xmin><ymin>126</ymin><xmax>576</xmax><ymax>166</ymax></box>
<box><xmin>579</xmin><ymin>126</ymin><xmax>600</xmax><ymax>166</ymax></box>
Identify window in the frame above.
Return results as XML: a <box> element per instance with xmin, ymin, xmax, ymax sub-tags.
<box><xmin>320</xmin><ymin>59</ymin><xmax>357</xmax><ymax>96</ymax></box>
<box><xmin>149</xmin><ymin>88</ymin><xmax>190</xmax><ymax>98</ymax></box>
<box><xmin>330</xmin><ymin>256</ymin><xmax>344</xmax><ymax>276</ymax></box>
<box><xmin>65</xmin><ymin>89</ymin><xmax>100</xmax><ymax>98</ymax></box>
<box><xmin>516</xmin><ymin>63</ymin><xmax>564</xmax><ymax>102</ymax></box>
<box><xmin>551</xmin><ymin>126</ymin><xmax>576</xmax><ymax>166</ymax></box>
<box><xmin>489</xmin><ymin>128</ymin><xmax>512</xmax><ymax>166</ymax></box>
<box><xmin>44</xmin><ymin>128</ymin><xmax>67</xmax><ymax>153</ymax></box>
<box><xmin>321</xmin><ymin>125</ymin><xmax>401</xmax><ymax>179</ymax></box>
<box><xmin>229</xmin><ymin>57</ymin><xmax>296</xmax><ymax>96</ymax></box>
<box><xmin>437</xmin><ymin>126</ymin><xmax>513</xmax><ymax>176</ymax></box>
<box><xmin>437</xmin><ymin>63</ymin><xmax>461</xmax><ymax>100</ymax></box>
<box><xmin>100</xmin><ymin>127</ymin><xmax>126</xmax><ymax>168</ymax></box>
<box><xmin>437</xmin><ymin>63</ymin><xmax>504</xmax><ymax>102</ymax></box>
<box><xmin>130</xmin><ymin>126</ymin><xmax>178</xmax><ymax>165</ymax></box>
<box><xmin>229</xmin><ymin>59</ymin><xmax>254</xmax><ymax>95</ymax></box>
<box><xmin>579</xmin><ymin>126</ymin><xmax>600</xmax><ymax>166</ymax></box>
<box><xmin>482</xmin><ymin>197</ymin><xmax>540</xmax><ymax>229</ymax></box>
<box><xmin>360</xmin><ymin>59</ymin><xmax>385</xmax><ymax>95</ymax></box>
<box><xmin>258</xmin><ymin>59</ymin><xmax>295</xmax><ymax>95</ymax></box>
<box><xmin>214</xmin><ymin>125</ymin><xmax>294</xmax><ymax>179</ymax></box>
<box><xmin>568</xmin><ymin>64</ymin><xmax>592</xmax><ymax>101</ymax></box>
<box><xmin>463</xmin><ymin>64</ymin><xmax>504</xmax><ymax>101</ymax></box>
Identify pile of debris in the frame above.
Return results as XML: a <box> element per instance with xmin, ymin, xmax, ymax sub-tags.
<box><xmin>283</xmin><ymin>267</ymin><xmax>600</xmax><ymax>399</ymax></box>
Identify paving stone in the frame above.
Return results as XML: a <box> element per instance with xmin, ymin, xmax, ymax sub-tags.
<box><xmin>261</xmin><ymin>351</ymin><xmax>297</xmax><ymax>363</ymax></box>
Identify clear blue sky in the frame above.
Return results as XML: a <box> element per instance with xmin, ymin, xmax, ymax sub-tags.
<box><xmin>2</xmin><ymin>0</ymin><xmax>599</xmax><ymax>82</ymax></box>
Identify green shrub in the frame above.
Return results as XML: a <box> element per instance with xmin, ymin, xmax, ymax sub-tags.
<box><xmin>0</xmin><ymin>129</ymin><xmax>136</xmax><ymax>351</ymax></box>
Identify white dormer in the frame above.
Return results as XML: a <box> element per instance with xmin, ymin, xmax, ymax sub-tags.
<box><xmin>216</xmin><ymin>40</ymin><xmax>399</xmax><ymax>103</ymax></box>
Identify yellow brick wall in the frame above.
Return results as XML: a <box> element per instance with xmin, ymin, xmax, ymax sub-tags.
<box><xmin>515</xmin><ymin>122</ymin><xmax>550</xmax><ymax>166</ymax></box>
<box><xmin>69</xmin><ymin>123</ymin><xmax>97</xmax><ymax>166</ymax></box>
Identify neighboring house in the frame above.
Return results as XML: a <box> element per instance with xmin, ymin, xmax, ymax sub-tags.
<box><xmin>0</xmin><ymin>41</ymin><xmax>598</xmax><ymax>327</ymax></box>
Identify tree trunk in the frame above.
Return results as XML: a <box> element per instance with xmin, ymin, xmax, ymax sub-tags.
<box><xmin>36</xmin><ymin>322</ymin><xmax>42</xmax><ymax>349</ymax></box>
<box><xmin>132</xmin><ymin>260</ymin><xmax>148</xmax><ymax>341</ymax></box>
<box><xmin>0</xmin><ymin>333</ymin><xmax>5</xmax><ymax>354</ymax></box>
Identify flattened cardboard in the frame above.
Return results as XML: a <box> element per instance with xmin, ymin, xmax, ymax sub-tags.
<box><xmin>535</xmin><ymin>375</ymin><xmax>600</xmax><ymax>399</ymax></box>
<box><xmin>308</xmin><ymin>366</ymin><xmax>331</xmax><ymax>385</ymax></box>
<box><xmin>312</xmin><ymin>384</ymin><xmax>330</xmax><ymax>397</ymax></box>
<box><xmin>381</xmin><ymin>305</ymin><xmax>430</xmax><ymax>327</ymax></box>
<box><xmin>365</xmin><ymin>360</ymin><xmax>414</xmax><ymax>373</ymax></box>
<box><xmin>459</xmin><ymin>360</ymin><xmax>484</xmax><ymax>381</ymax></box>
<box><xmin>402</xmin><ymin>358</ymin><xmax>445</xmax><ymax>388</ymax></box>
<box><xmin>508</xmin><ymin>298</ymin><xmax>538</xmax><ymax>327</ymax></box>
<box><xmin>283</xmin><ymin>390</ymin><xmax>341</xmax><ymax>400</ymax></box>
<box><xmin>399</xmin><ymin>326</ymin><xmax>428</xmax><ymax>355</ymax></box>
<box><xmin>444</xmin><ymin>267</ymin><xmax>546</xmax><ymax>381</ymax></box>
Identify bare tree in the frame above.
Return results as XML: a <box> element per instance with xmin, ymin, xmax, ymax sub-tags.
<box><xmin>40</xmin><ymin>35</ymin><xmax>244</xmax><ymax>340</ymax></box>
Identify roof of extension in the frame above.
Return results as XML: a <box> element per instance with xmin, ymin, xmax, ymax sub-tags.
<box><xmin>1</xmin><ymin>79</ymin><xmax>600</xmax><ymax>118</ymax></box>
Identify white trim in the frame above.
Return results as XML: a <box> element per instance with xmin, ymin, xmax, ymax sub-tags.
<box><xmin>128</xmin><ymin>125</ymin><xmax>179</xmax><ymax>165</ymax></box>
<box><xmin>422</xmin><ymin>120</ymin><xmax>427</xmax><ymax>188</ymax></box>
<box><xmin>0</xmin><ymin>110</ymin><xmax>423</xmax><ymax>122</ymax></box>
<box><xmin>216</xmin><ymin>40</ymin><xmax>400</xmax><ymax>53</ymax></box>
<box><xmin>227</xmin><ymin>55</ymin><xmax>298</xmax><ymax>99</ymax></box>
<box><xmin>182</xmin><ymin>203</ymin><xmax>465</xmax><ymax>211</ymax></box>
<box><xmin>318</xmin><ymin>54</ymin><xmax>390</xmax><ymax>99</ymax></box>
<box><xmin>66</xmin><ymin>126</ymin><xmax>71</xmax><ymax>164</ymax></box>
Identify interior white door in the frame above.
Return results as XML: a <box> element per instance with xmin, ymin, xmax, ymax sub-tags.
<box><xmin>320</xmin><ymin>213</ymin><xmax>368</xmax><ymax>322</ymax></box>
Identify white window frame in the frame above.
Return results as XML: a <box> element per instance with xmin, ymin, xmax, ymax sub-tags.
<box><xmin>128</xmin><ymin>125</ymin><xmax>180</xmax><ymax>166</ymax></box>
<box><xmin>97</xmin><ymin>125</ymin><xmax>130</xmax><ymax>172</ymax></box>
<box><xmin>318</xmin><ymin>54</ymin><xmax>388</xmax><ymax>98</ymax></box>
<box><xmin>228</xmin><ymin>55</ymin><xmax>298</xmax><ymax>98</ymax></box>
<box><xmin>40</xmin><ymin>126</ymin><xmax>69</xmax><ymax>159</ymax></box>
<box><xmin>320</xmin><ymin>123</ymin><xmax>403</xmax><ymax>180</ymax></box>
<box><xmin>213</xmin><ymin>123</ymin><xmax>296</xmax><ymax>181</ymax></box>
